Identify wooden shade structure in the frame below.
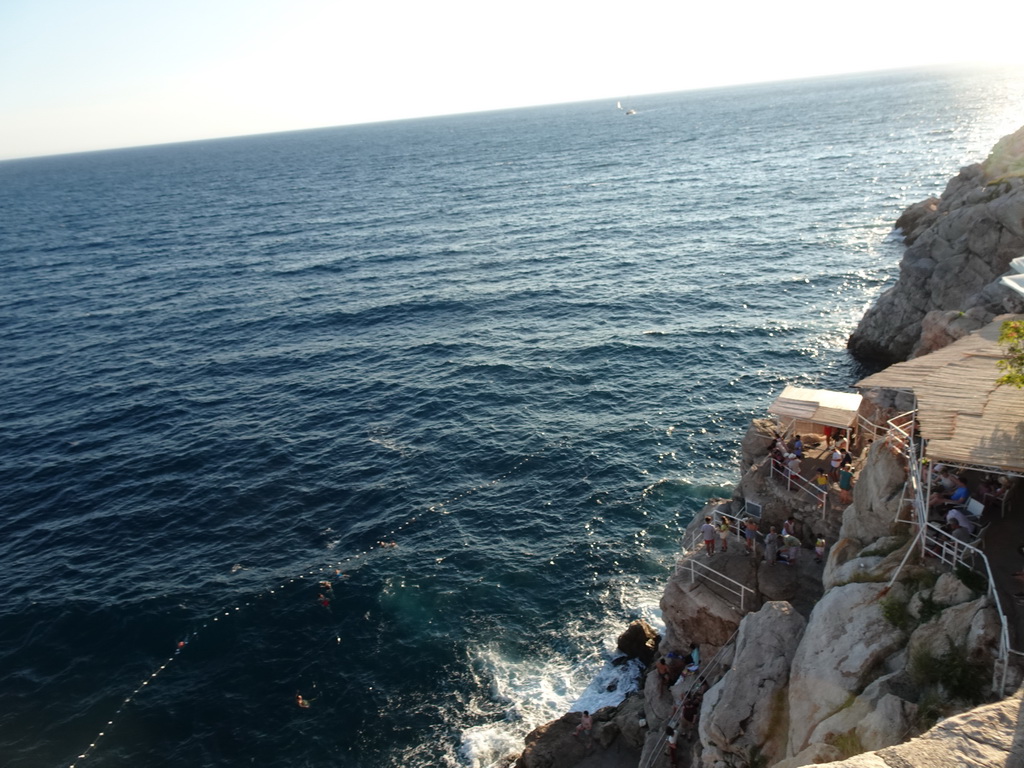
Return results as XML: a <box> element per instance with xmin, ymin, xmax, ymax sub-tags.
<box><xmin>857</xmin><ymin>315</ymin><xmax>1024</xmax><ymax>475</ymax></box>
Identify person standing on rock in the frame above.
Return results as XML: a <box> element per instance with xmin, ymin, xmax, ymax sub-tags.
<box><xmin>764</xmin><ymin>526</ymin><xmax>779</xmax><ymax>565</ymax></box>
<box><xmin>656</xmin><ymin>657</ymin><xmax>670</xmax><ymax>687</ymax></box>
<box><xmin>681</xmin><ymin>691</ymin><xmax>702</xmax><ymax>739</ymax></box>
<box><xmin>701</xmin><ymin>516</ymin><xmax>716</xmax><ymax>556</ymax></box>
<box><xmin>743</xmin><ymin>518</ymin><xmax>758</xmax><ymax>556</ymax></box>
<box><xmin>665</xmin><ymin>726</ymin><xmax>678</xmax><ymax>765</ymax></box>
<box><xmin>838</xmin><ymin>463</ymin><xmax>854</xmax><ymax>504</ymax></box>
<box><xmin>814</xmin><ymin>468</ymin><xmax>829</xmax><ymax>509</ymax></box>
<box><xmin>783</xmin><ymin>534</ymin><xmax>801</xmax><ymax>564</ymax></box>
<box><xmin>829</xmin><ymin>445</ymin><xmax>844</xmax><ymax>481</ymax></box>
<box><xmin>785</xmin><ymin>453</ymin><xmax>802</xmax><ymax>490</ymax></box>
<box><xmin>717</xmin><ymin>517</ymin><xmax>730</xmax><ymax>552</ymax></box>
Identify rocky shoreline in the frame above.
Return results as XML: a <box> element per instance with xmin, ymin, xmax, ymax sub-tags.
<box><xmin>512</xmin><ymin>127</ymin><xmax>1024</xmax><ymax>768</ymax></box>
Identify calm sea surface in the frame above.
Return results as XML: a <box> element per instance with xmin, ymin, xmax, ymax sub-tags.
<box><xmin>2</xmin><ymin>66</ymin><xmax>1022</xmax><ymax>768</ymax></box>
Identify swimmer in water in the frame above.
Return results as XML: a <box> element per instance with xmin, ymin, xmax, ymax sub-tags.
<box><xmin>296</xmin><ymin>693</ymin><xmax>311</xmax><ymax>708</ymax></box>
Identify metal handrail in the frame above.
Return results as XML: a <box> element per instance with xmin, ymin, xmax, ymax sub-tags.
<box><xmin>920</xmin><ymin>521</ymin><xmax>1010</xmax><ymax>694</ymax></box>
<box><xmin>637</xmin><ymin>626</ymin><xmax>742</xmax><ymax>768</ymax></box>
<box><xmin>676</xmin><ymin>555</ymin><xmax>756</xmax><ymax>614</ymax></box>
<box><xmin>883</xmin><ymin>409</ymin><xmax>1011</xmax><ymax>695</ymax></box>
<box><xmin>768</xmin><ymin>458</ymin><xmax>828</xmax><ymax>515</ymax></box>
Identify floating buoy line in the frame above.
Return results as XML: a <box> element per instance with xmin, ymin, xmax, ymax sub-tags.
<box><xmin>68</xmin><ymin>450</ymin><xmax>543</xmax><ymax>767</ymax></box>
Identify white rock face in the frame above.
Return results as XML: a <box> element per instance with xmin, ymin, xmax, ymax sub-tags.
<box><xmin>930</xmin><ymin>571</ymin><xmax>977</xmax><ymax>608</ymax></box>
<box><xmin>841</xmin><ymin>440</ymin><xmax>907</xmax><ymax>545</ymax></box>
<box><xmin>907</xmin><ymin>595</ymin><xmax>1001</xmax><ymax>664</ymax></box>
<box><xmin>786</xmin><ymin>582</ymin><xmax>907</xmax><ymax>756</ymax></box>
<box><xmin>699</xmin><ymin>602</ymin><xmax>806</xmax><ymax>766</ymax></box>
<box><xmin>806</xmin><ymin>672</ymin><xmax>918</xmax><ymax>754</ymax></box>
<box><xmin>811</xmin><ymin>685</ymin><xmax>1024</xmax><ymax>768</ymax></box>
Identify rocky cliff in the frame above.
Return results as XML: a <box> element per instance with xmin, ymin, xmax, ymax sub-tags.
<box><xmin>848</xmin><ymin>126</ymin><xmax>1024</xmax><ymax>364</ymax></box>
<box><xmin>514</xmin><ymin>132</ymin><xmax>1024</xmax><ymax>768</ymax></box>
<box><xmin>515</xmin><ymin>430</ymin><xmax>1014</xmax><ymax>768</ymax></box>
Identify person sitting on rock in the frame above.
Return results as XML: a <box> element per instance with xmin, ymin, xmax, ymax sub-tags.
<box><xmin>664</xmin><ymin>651</ymin><xmax>686</xmax><ymax>684</ymax></box>
<box><xmin>682</xmin><ymin>643</ymin><xmax>700</xmax><ymax>676</ymax></box>
<box><xmin>574</xmin><ymin>710</ymin><xmax>593</xmax><ymax>738</ymax></box>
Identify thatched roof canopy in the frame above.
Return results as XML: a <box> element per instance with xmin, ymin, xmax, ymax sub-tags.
<box><xmin>857</xmin><ymin>315</ymin><xmax>1024</xmax><ymax>474</ymax></box>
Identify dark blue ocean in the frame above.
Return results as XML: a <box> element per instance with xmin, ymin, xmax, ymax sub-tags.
<box><xmin>1</xmin><ymin>66</ymin><xmax>1022</xmax><ymax>768</ymax></box>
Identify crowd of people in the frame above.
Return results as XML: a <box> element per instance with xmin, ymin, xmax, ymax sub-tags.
<box><xmin>702</xmin><ymin>513</ymin><xmax>827</xmax><ymax>568</ymax></box>
<box><xmin>770</xmin><ymin>431</ymin><xmax>855</xmax><ymax>504</ymax></box>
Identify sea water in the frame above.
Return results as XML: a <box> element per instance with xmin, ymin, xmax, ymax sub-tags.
<box><xmin>1</xmin><ymin>66</ymin><xmax>1022</xmax><ymax>768</ymax></box>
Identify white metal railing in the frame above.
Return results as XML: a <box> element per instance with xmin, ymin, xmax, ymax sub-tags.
<box><xmin>768</xmin><ymin>457</ymin><xmax>828</xmax><ymax>515</ymax></box>
<box><xmin>882</xmin><ymin>408</ymin><xmax>1011</xmax><ymax>695</ymax></box>
<box><xmin>919</xmin><ymin>522</ymin><xmax>1010</xmax><ymax>694</ymax></box>
<box><xmin>676</xmin><ymin>555</ymin><xmax>756</xmax><ymax>614</ymax></box>
<box><xmin>683</xmin><ymin>509</ymin><xmax>753</xmax><ymax>556</ymax></box>
<box><xmin>857</xmin><ymin>412</ymin><xmax>888</xmax><ymax>442</ymax></box>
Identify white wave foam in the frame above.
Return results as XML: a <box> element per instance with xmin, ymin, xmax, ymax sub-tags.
<box><xmin>457</xmin><ymin>577</ymin><xmax>664</xmax><ymax>767</ymax></box>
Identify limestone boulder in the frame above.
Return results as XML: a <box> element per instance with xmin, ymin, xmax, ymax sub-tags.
<box><xmin>825</xmin><ymin>538</ymin><xmax>914</xmax><ymax>590</ymax></box>
<box><xmin>810</xmin><ymin>685</ymin><xmax>1024</xmax><ymax>768</ymax></box>
<box><xmin>848</xmin><ymin>126</ymin><xmax>1024</xmax><ymax>364</ymax></box>
<box><xmin>907</xmin><ymin>596</ymin><xmax>1001</xmax><ymax>664</ymax></box>
<box><xmin>514</xmin><ymin>701</ymin><xmax>644</xmax><ymax>768</ymax></box>
<box><xmin>660</xmin><ymin>560</ymin><xmax>750</xmax><ymax>654</ymax></box>
<box><xmin>857</xmin><ymin>692</ymin><xmax>918</xmax><ymax>752</ymax></box>
<box><xmin>930</xmin><ymin>571</ymin><xmax>978</xmax><ymax>608</ymax></box>
<box><xmin>913</xmin><ymin>308</ymin><xmax>987</xmax><ymax>358</ymax></box>
<box><xmin>786</xmin><ymin>582</ymin><xmax>908</xmax><ymax>755</ymax></box>
<box><xmin>740</xmin><ymin>418</ymin><xmax>777</xmax><ymax>472</ymax></box>
<box><xmin>841</xmin><ymin>440</ymin><xmax>907</xmax><ymax>543</ymax></box>
<box><xmin>699</xmin><ymin>602</ymin><xmax>805</xmax><ymax>766</ymax></box>
<box><xmin>807</xmin><ymin>672</ymin><xmax>918</xmax><ymax>754</ymax></box>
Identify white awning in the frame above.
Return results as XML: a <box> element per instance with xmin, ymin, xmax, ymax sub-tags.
<box><xmin>768</xmin><ymin>385</ymin><xmax>863</xmax><ymax>429</ymax></box>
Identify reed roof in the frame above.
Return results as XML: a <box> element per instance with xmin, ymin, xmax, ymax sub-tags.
<box><xmin>856</xmin><ymin>315</ymin><xmax>1024</xmax><ymax>474</ymax></box>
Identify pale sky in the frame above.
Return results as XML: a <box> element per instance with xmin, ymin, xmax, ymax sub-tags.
<box><xmin>1</xmin><ymin>0</ymin><xmax>1022</xmax><ymax>160</ymax></box>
